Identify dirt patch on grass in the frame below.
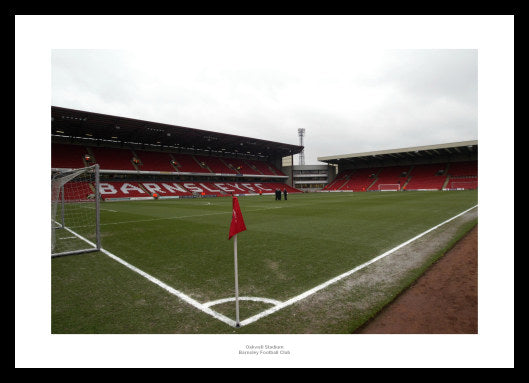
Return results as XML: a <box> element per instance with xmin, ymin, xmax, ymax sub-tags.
<box><xmin>355</xmin><ymin>224</ymin><xmax>478</xmax><ymax>334</ymax></box>
<box><xmin>253</xmin><ymin>207</ymin><xmax>478</xmax><ymax>334</ymax></box>
<box><xmin>263</xmin><ymin>259</ymin><xmax>288</xmax><ymax>281</ymax></box>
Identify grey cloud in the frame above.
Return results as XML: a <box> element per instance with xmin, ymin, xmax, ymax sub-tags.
<box><xmin>51</xmin><ymin>49</ymin><xmax>477</xmax><ymax>165</ymax></box>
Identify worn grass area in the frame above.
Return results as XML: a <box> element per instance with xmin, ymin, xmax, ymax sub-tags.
<box><xmin>51</xmin><ymin>190</ymin><xmax>477</xmax><ymax>333</ymax></box>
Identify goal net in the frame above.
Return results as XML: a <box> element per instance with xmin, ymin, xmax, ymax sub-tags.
<box><xmin>378</xmin><ymin>184</ymin><xmax>401</xmax><ymax>191</ymax></box>
<box><xmin>51</xmin><ymin>165</ymin><xmax>101</xmax><ymax>257</ymax></box>
<box><xmin>449</xmin><ymin>180</ymin><xmax>478</xmax><ymax>190</ymax></box>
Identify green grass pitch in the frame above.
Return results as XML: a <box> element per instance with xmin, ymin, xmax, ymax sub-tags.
<box><xmin>51</xmin><ymin>190</ymin><xmax>478</xmax><ymax>333</ymax></box>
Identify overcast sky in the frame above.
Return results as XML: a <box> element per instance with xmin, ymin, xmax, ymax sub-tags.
<box><xmin>51</xmin><ymin>42</ymin><xmax>477</xmax><ymax>165</ymax></box>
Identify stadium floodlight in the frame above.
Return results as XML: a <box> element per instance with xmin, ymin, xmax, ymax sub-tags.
<box><xmin>298</xmin><ymin>128</ymin><xmax>305</xmax><ymax>165</ymax></box>
<box><xmin>51</xmin><ymin>165</ymin><xmax>101</xmax><ymax>257</ymax></box>
<box><xmin>378</xmin><ymin>184</ymin><xmax>401</xmax><ymax>191</ymax></box>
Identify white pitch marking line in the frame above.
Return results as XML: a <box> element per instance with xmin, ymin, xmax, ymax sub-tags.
<box><xmin>99</xmin><ymin>211</ymin><xmax>231</xmax><ymax>226</ymax></box>
<box><xmin>80</xmin><ymin>205</ymin><xmax>118</xmax><ymax>212</ymax></box>
<box><xmin>53</xmin><ymin>220</ymin><xmax>97</xmax><ymax>250</ymax></box>
<box><xmin>51</xmin><ymin>221</ymin><xmax>237</xmax><ymax>327</ymax></box>
<box><xmin>100</xmin><ymin>248</ymin><xmax>237</xmax><ymax>327</ymax></box>
<box><xmin>203</xmin><ymin>296</ymin><xmax>283</xmax><ymax>308</ymax></box>
<box><xmin>75</xmin><ymin>200</ymin><xmax>316</xmax><ymax>229</ymax></box>
<box><xmin>238</xmin><ymin>204</ymin><xmax>478</xmax><ymax>327</ymax></box>
<box><xmin>95</xmin><ymin>205</ymin><xmax>290</xmax><ymax>227</ymax></box>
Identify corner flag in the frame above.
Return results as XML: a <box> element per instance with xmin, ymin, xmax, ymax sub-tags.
<box><xmin>228</xmin><ymin>195</ymin><xmax>246</xmax><ymax>327</ymax></box>
<box><xmin>229</xmin><ymin>196</ymin><xmax>246</xmax><ymax>240</ymax></box>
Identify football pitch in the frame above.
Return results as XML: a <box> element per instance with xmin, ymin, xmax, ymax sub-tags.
<box><xmin>51</xmin><ymin>190</ymin><xmax>478</xmax><ymax>334</ymax></box>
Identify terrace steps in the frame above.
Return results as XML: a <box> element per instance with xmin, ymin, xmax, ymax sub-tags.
<box><xmin>193</xmin><ymin>155</ymin><xmax>214</xmax><ymax>173</ymax></box>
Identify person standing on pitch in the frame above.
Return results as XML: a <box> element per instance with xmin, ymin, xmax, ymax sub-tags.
<box><xmin>283</xmin><ymin>187</ymin><xmax>288</xmax><ymax>200</ymax></box>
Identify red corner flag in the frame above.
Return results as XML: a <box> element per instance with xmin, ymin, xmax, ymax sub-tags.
<box><xmin>229</xmin><ymin>196</ymin><xmax>247</xmax><ymax>240</ymax></box>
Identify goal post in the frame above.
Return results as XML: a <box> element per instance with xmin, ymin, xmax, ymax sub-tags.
<box><xmin>378</xmin><ymin>184</ymin><xmax>401</xmax><ymax>191</ymax></box>
<box><xmin>51</xmin><ymin>164</ymin><xmax>101</xmax><ymax>257</ymax></box>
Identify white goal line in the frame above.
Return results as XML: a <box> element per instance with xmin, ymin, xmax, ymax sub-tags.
<box><xmin>51</xmin><ymin>220</ymin><xmax>98</xmax><ymax>257</ymax></box>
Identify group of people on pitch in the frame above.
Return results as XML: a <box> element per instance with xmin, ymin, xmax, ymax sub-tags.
<box><xmin>275</xmin><ymin>188</ymin><xmax>288</xmax><ymax>201</ymax></box>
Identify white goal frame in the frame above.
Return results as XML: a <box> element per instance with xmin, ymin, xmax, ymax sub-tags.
<box><xmin>449</xmin><ymin>181</ymin><xmax>477</xmax><ymax>190</ymax></box>
<box><xmin>378</xmin><ymin>184</ymin><xmax>401</xmax><ymax>191</ymax></box>
<box><xmin>51</xmin><ymin>164</ymin><xmax>101</xmax><ymax>258</ymax></box>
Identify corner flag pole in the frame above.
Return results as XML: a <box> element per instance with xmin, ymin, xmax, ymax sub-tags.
<box><xmin>228</xmin><ymin>195</ymin><xmax>246</xmax><ymax>328</ymax></box>
<box><xmin>234</xmin><ymin>234</ymin><xmax>240</xmax><ymax>327</ymax></box>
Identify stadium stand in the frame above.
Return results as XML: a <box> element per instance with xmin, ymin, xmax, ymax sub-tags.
<box><xmin>141</xmin><ymin>182</ymin><xmax>194</xmax><ymax>197</ymax></box>
<box><xmin>323</xmin><ymin>160</ymin><xmax>477</xmax><ymax>192</ymax></box>
<box><xmin>247</xmin><ymin>160</ymin><xmax>277</xmax><ymax>176</ymax></box>
<box><xmin>323</xmin><ymin>178</ymin><xmax>348</xmax><ymax>191</ymax></box>
<box><xmin>223</xmin><ymin>158</ymin><xmax>256</xmax><ymax>175</ymax></box>
<box><xmin>368</xmin><ymin>165</ymin><xmax>411</xmax><ymax>191</ymax></box>
<box><xmin>62</xmin><ymin>181</ymin><xmax>95</xmax><ymax>201</ymax></box>
<box><xmin>270</xmin><ymin>165</ymin><xmax>286</xmax><ymax>176</ymax></box>
<box><xmin>194</xmin><ymin>155</ymin><xmax>234</xmax><ymax>174</ymax></box>
<box><xmin>97</xmin><ymin>181</ymin><xmax>302</xmax><ymax>200</ymax></box>
<box><xmin>52</xmin><ymin>143</ymin><xmax>304</xmax><ymax>200</ymax></box>
<box><xmin>445</xmin><ymin>161</ymin><xmax>478</xmax><ymax>190</ymax></box>
<box><xmin>106</xmin><ymin>181</ymin><xmax>308</xmax><ymax>200</ymax></box>
<box><xmin>322</xmin><ymin>169</ymin><xmax>356</xmax><ymax>191</ymax></box>
<box><xmin>445</xmin><ymin>178</ymin><xmax>478</xmax><ymax>190</ymax></box>
<box><xmin>99</xmin><ymin>182</ymin><xmax>151</xmax><ymax>199</ymax></box>
<box><xmin>51</xmin><ymin>143</ymin><xmax>89</xmax><ymax>169</ymax></box>
<box><xmin>170</xmin><ymin>153</ymin><xmax>207</xmax><ymax>173</ymax></box>
<box><xmin>335</xmin><ymin>169</ymin><xmax>355</xmax><ymax>180</ymax></box>
<box><xmin>52</xmin><ymin>142</ymin><xmax>296</xmax><ymax>177</ymax></box>
<box><xmin>318</xmin><ymin>141</ymin><xmax>477</xmax><ymax>192</ymax></box>
<box><xmin>340</xmin><ymin>168</ymin><xmax>380</xmax><ymax>191</ymax></box>
<box><xmin>246</xmin><ymin>159</ymin><xmax>275</xmax><ymax>175</ymax></box>
<box><xmin>51</xmin><ymin>107</ymin><xmax>305</xmax><ymax>199</ymax></box>
<box><xmin>447</xmin><ymin>161</ymin><xmax>478</xmax><ymax>177</ymax></box>
<box><xmin>404</xmin><ymin>163</ymin><xmax>448</xmax><ymax>190</ymax></box>
<box><xmin>88</xmin><ymin>146</ymin><xmax>136</xmax><ymax>171</ymax></box>
<box><xmin>134</xmin><ymin>150</ymin><xmax>175</xmax><ymax>172</ymax></box>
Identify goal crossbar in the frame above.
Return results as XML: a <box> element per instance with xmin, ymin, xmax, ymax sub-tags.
<box><xmin>378</xmin><ymin>183</ymin><xmax>401</xmax><ymax>191</ymax></box>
